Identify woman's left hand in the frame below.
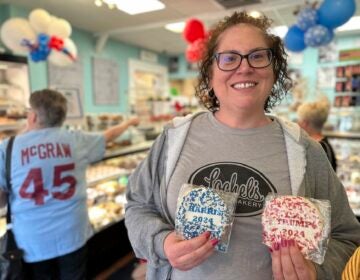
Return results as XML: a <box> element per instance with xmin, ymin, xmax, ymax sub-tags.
<box><xmin>271</xmin><ymin>239</ymin><xmax>316</xmax><ymax>280</ymax></box>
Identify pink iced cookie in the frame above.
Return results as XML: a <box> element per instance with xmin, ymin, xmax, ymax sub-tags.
<box><xmin>262</xmin><ymin>195</ymin><xmax>324</xmax><ymax>258</ymax></box>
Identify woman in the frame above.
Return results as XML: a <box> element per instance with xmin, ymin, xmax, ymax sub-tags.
<box><xmin>297</xmin><ymin>98</ymin><xmax>337</xmax><ymax>171</ymax></box>
<box><xmin>125</xmin><ymin>12</ymin><xmax>360</xmax><ymax>280</ymax></box>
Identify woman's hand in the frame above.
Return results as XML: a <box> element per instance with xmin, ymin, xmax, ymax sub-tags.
<box><xmin>164</xmin><ymin>231</ymin><xmax>218</xmax><ymax>271</ymax></box>
<box><xmin>271</xmin><ymin>239</ymin><xmax>316</xmax><ymax>280</ymax></box>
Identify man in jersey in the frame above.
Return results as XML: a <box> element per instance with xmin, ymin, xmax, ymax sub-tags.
<box><xmin>125</xmin><ymin>12</ymin><xmax>360</xmax><ymax>280</ymax></box>
<box><xmin>0</xmin><ymin>89</ymin><xmax>139</xmax><ymax>280</ymax></box>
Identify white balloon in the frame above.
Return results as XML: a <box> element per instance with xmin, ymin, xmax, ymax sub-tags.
<box><xmin>48</xmin><ymin>38</ymin><xmax>77</xmax><ymax>67</ymax></box>
<box><xmin>0</xmin><ymin>18</ymin><xmax>36</xmax><ymax>54</ymax></box>
<box><xmin>29</xmin><ymin>9</ymin><xmax>52</xmax><ymax>33</ymax></box>
<box><xmin>47</xmin><ymin>18</ymin><xmax>72</xmax><ymax>38</ymax></box>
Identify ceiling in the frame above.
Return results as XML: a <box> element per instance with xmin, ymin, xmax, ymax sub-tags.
<box><xmin>1</xmin><ymin>0</ymin><xmax>360</xmax><ymax>55</ymax></box>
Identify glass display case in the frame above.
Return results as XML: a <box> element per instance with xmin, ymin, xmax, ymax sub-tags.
<box><xmin>86</xmin><ymin>141</ymin><xmax>152</xmax><ymax>278</ymax></box>
<box><xmin>0</xmin><ymin>54</ymin><xmax>30</xmax><ymax>139</ymax></box>
<box><xmin>86</xmin><ymin>141</ymin><xmax>152</xmax><ymax>231</ymax></box>
<box><xmin>326</xmin><ymin>131</ymin><xmax>360</xmax><ymax>218</ymax></box>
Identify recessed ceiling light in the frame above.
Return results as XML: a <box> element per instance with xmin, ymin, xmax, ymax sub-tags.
<box><xmin>165</xmin><ymin>22</ymin><xmax>186</xmax><ymax>33</ymax></box>
<box><xmin>248</xmin><ymin>11</ymin><xmax>262</xmax><ymax>18</ymax></box>
<box><xmin>115</xmin><ymin>0</ymin><xmax>165</xmax><ymax>15</ymax></box>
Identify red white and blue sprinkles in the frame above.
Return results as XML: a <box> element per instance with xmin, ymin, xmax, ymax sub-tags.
<box><xmin>175</xmin><ymin>187</ymin><xmax>231</xmax><ymax>252</ymax></box>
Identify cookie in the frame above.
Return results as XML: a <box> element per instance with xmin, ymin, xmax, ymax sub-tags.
<box><xmin>175</xmin><ymin>187</ymin><xmax>231</xmax><ymax>252</ymax></box>
<box><xmin>262</xmin><ymin>195</ymin><xmax>324</xmax><ymax>258</ymax></box>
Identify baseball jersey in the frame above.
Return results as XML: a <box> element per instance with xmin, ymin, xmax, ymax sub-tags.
<box><xmin>0</xmin><ymin>127</ymin><xmax>105</xmax><ymax>262</ymax></box>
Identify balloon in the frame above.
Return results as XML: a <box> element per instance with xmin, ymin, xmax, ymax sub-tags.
<box><xmin>284</xmin><ymin>25</ymin><xmax>306</xmax><ymax>52</ymax></box>
<box><xmin>304</xmin><ymin>25</ymin><xmax>334</xmax><ymax>47</ymax></box>
<box><xmin>296</xmin><ymin>7</ymin><xmax>317</xmax><ymax>31</ymax></box>
<box><xmin>47</xmin><ymin>18</ymin><xmax>72</xmax><ymax>38</ymax></box>
<box><xmin>185</xmin><ymin>37</ymin><xmax>206</xmax><ymax>63</ymax></box>
<box><xmin>37</xmin><ymin>33</ymin><xmax>50</xmax><ymax>48</ymax></box>
<box><xmin>29</xmin><ymin>9</ymin><xmax>52</xmax><ymax>33</ymax></box>
<box><xmin>30</xmin><ymin>48</ymin><xmax>50</xmax><ymax>62</ymax></box>
<box><xmin>317</xmin><ymin>0</ymin><xmax>356</xmax><ymax>29</ymax></box>
<box><xmin>183</xmin><ymin>18</ymin><xmax>205</xmax><ymax>43</ymax></box>
<box><xmin>0</xmin><ymin>18</ymin><xmax>37</xmax><ymax>54</ymax></box>
<box><xmin>48</xmin><ymin>36</ymin><xmax>64</xmax><ymax>51</ymax></box>
<box><xmin>48</xmin><ymin>38</ymin><xmax>77</xmax><ymax>67</ymax></box>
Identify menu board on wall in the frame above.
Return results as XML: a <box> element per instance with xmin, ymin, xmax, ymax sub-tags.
<box><xmin>48</xmin><ymin>58</ymin><xmax>84</xmax><ymax>119</ymax></box>
<box><xmin>92</xmin><ymin>57</ymin><xmax>119</xmax><ymax>105</ymax></box>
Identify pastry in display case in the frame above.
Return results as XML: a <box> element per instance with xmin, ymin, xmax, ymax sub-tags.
<box><xmin>86</xmin><ymin>149</ymin><xmax>149</xmax><ymax>231</ymax></box>
<box><xmin>328</xmin><ymin>135</ymin><xmax>360</xmax><ymax>217</ymax></box>
<box><xmin>0</xmin><ymin>54</ymin><xmax>30</xmax><ymax>138</ymax></box>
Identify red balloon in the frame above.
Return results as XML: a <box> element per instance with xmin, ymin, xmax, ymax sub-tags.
<box><xmin>185</xmin><ymin>37</ymin><xmax>206</xmax><ymax>63</ymax></box>
<box><xmin>183</xmin><ymin>18</ymin><xmax>205</xmax><ymax>43</ymax></box>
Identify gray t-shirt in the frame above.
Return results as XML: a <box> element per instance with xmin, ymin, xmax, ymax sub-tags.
<box><xmin>167</xmin><ymin>112</ymin><xmax>291</xmax><ymax>280</ymax></box>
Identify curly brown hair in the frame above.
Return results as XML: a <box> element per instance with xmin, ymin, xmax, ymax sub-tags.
<box><xmin>195</xmin><ymin>11</ymin><xmax>292</xmax><ymax>112</ymax></box>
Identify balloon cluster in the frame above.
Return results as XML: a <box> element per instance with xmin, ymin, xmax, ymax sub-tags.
<box><xmin>0</xmin><ymin>9</ymin><xmax>77</xmax><ymax>67</ymax></box>
<box><xmin>284</xmin><ymin>0</ymin><xmax>356</xmax><ymax>52</ymax></box>
<box><xmin>182</xmin><ymin>18</ymin><xmax>207</xmax><ymax>63</ymax></box>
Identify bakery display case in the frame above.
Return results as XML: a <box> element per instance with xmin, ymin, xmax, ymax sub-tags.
<box><xmin>86</xmin><ymin>141</ymin><xmax>152</xmax><ymax>278</ymax></box>
<box><xmin>86</xmin><ymin>145</ymin><xmax>150</xmax><ymax>231</ymax></box>
<box><xmin>325</xmin><ymin>131</ymin><xmax>360</xmax><ymax>219</ymax></box>
<box><xmin>0</xmin><ymin>54</ymin><xmax>30</xmax><ymax>139</ymax></box>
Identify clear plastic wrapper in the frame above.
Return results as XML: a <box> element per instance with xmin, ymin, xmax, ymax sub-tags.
<box><xmin>175</xmin><ymin>184</ymin><xmax>238</xmax><ymax>252</ymax></box>
<box><xmin>262</xmin><ymin>194</ymin><xmax>331</xmax><ymax>264</ymax></box>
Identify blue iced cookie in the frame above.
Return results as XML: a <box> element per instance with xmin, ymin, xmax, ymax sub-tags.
<box><xmin>175</xmin><ymin>187</ymin><xmax>231</xmax><ymax>252</ymax></box>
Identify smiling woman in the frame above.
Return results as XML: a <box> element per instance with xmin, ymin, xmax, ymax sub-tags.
<box><xmin>124</xmin><ymin>10</ymin><xmax>360</xmax><ymax>280</ymax></box>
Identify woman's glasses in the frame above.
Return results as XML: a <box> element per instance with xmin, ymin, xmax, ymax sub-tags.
<box><xmin>214</xmin><ymin>48</ymin><xmax>273</xmax><ymax>71</ymax></box>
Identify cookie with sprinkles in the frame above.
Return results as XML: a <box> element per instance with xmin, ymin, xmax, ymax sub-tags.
<box><xmin>262</xmin><ymin>195</ymin><xmax>330</xmax><ymax>263</ymax></box>
<box><xmin>175</xmin><ymin>186</ymin><xmax>232</xmax><ymax>252</ymax></box>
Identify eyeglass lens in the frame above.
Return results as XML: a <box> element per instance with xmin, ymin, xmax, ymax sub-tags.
<box><xmin>216</xmin><ymin>49</ymin><xmax>272</xmax><ymax>71</ymax></box>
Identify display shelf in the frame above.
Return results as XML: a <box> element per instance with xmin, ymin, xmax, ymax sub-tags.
<box><xmin>327</xmin><ymin>135</ymin><xmax>360</xmax><ymax>217</ymax></box>
<box><xmin>87</xmin><ymin>142</ymin><xmax>151</xmax><ymax>232</ymax></box>
<box><xmin>0</xmin><ymin>123</ymin><xmax>24</xmax><ymax>132</ymax></box>
<box><xmin>104</xmin><ymin>140</ymin><xmax>153</xmax><ymax>160</ymax></box>
<box><xmin>324</xmin><ymin>131</ymin><xmax>360</xmax><ymax>139</ymax></box>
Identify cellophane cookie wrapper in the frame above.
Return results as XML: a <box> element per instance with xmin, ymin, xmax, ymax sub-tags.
<box><xmin>175</xmin><ymin>184</ymin><xmax>238</xmax><ymax>253</ymax></box>
<box><xmin>261</xmin><ymin>194</ymin><xmax>331</xmax><ymax>264</ymax></box>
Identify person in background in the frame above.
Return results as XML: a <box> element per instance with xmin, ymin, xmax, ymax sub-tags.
<box><xmin>297</xmin><ymin>97</ymin><xmax>337</xmax><ymax>171</ymax></box>
<box><xmin>125</xmin><ymin>11</ymin><xmax>360</xmax><ymax>280</ymax></box>
<box><xmin>0</xmin><ymin>89</ymin><xmax>139</xmax><ymax>280</ymax></box>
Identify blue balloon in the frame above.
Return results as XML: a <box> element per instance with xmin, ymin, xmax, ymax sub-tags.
<box><xmin>38</xmin><ymin>33</ymin><xmax>49</xmax><ymax>45</ymax></box>
<box><xmin>30</xmin><ymin>48</ymin><xmax>51</xmax><ymax>62</ymax></box>
<box><xmin>304</xmin><ymin>25</ymin><xmax>334</xmax><ymax>47</ymax></box>
<box><xmin>318</xmin><ymin>0</ymin><xmax>356</xmax><ymax>29</ymax></box>
<box><xmin>30</xmin><ymin>50</ymin><xmax>42</xmax><ymax>62</ymax></box>
<box><xmin>296</xmin><ymin>7</ymin><xmax>318</xmax><ymax>31</ymax></box>
<box><xmin>284</xmin><ymin>25</ymin><xmax>306</xmax><ymax>52</ymax></box>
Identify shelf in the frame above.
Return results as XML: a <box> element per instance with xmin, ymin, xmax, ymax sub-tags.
<box><xmin>103</xmin><ymin>140</ymin><xmax>153</xmax><ymax>160</ymax></box>
<box><xmin>0</xmin><ymin>122</ymin><xmax>24</xmax><ymax>132</ymax></box>
<box><xmin>324</xmin><ymin>131</ymin><xmax>360</xmax><ymax>139</ymax></box>
<box><xmin>331</xmin><ymin>107</ymin><xmax>360</xmax><ymax>113</ymax></box>
<box><xmin>87</xmin><ymin>172</ymin><xmax>129</xmax><ymax>187</ymax></box>
<box><xmin>334</xmin><ymin>92</ymin><xmax>360</xmax><ymax>96</ymax></box>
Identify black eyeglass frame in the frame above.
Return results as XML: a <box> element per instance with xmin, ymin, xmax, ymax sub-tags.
<box><xmin>214</xmin><ymin>48</ymin><xmax>274</xmax><ymax>71</ymax></box>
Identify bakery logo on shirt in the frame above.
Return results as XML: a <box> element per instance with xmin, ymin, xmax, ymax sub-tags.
<box><xmin>188</xmin><ymin>162</ymin><xmax>277</xmax><ymax>217</ymax></box>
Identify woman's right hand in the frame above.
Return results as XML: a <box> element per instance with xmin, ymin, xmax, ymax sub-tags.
<box><xmin>164</xmin><ymin>231</ymin><xmax>218</xmax><ymax>271</ymax></box>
